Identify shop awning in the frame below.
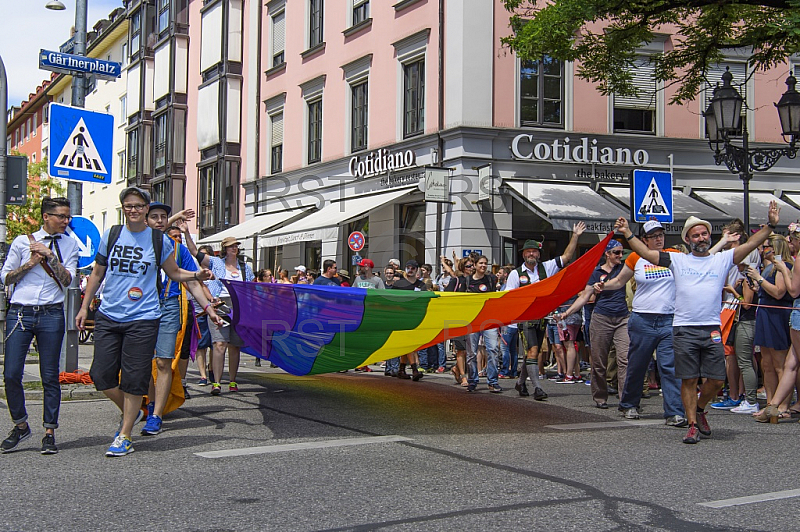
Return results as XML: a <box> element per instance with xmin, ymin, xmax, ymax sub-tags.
<box><xmin>601</xmin><ymin>186</ymin><xmax>730</xmax><ymax>223</ymax></box>
<box><xmin>692</xmin><ymin>190</ymin><xmax>800</xmax><ymax>228</ymax></box>
<box><xmin>259</xmin><ymin>187</ymin><xmax>415</xmax><ymax>248</ymax></box>
<box><xmin>783</xmin><ymin>193</ymin><xmax>800</xmax><ymax>215</ymax></box>
<box><xmin>505</xmin><ymin>180</ymin><xmax>628</xmax><ymax>233</ymax></box>
<box><xmin>197</xmin><ymin>208</ymin><xmax>312</xmax><ymax>245</ymax></box>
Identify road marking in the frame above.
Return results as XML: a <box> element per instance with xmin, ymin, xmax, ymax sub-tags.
<box><xmin>698</xmin><ymin>489</ymin><xmax>800</xmax><ymax>508</ymax></box>
<box><xmin>545</xmin><ymin>419</ymin><xmax>664</xmax><ymax>430</ymax></box>
<box><xmin>195</xmin><ymin>435</ymin><xmax>413</xmax><ymax>459</ymax></box>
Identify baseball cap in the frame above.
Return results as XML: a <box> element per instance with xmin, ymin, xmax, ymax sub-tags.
<box><xmin>681</xmin><ymin>216</ymin><xmax>712</xmax><ymax>242</ymax></box>
<box><xmin>641</xmin><ymin>219</ymin><xmax>664</xmax><ymax>236</ymax></box>
<box><xmin>294</xmin><ymin>265</ymin><xmax>306</xmax><ymax>273</ymax></box>
<box><xmin>358</xmin><ymin>258</ymin><xmax>375</xmax><ymax>268</ymax></box>
<box><xmin>119</xmin><ymin>186</ymin><xmax>151</xmax><ymax>205</ymax></box>
<box><xmin>405</xmin><ymin>260</ymin><xmax>420</xmax><ymax>269</ymax></box>
<box><xmin>220</xmin><ymin>236</ymin><xmax>241</xmax><ymax>249</ymax></box>
<box><xmin>148</xmin><ymin>202</ymin><xmax>172</xmax><ymax>216</ymax></box>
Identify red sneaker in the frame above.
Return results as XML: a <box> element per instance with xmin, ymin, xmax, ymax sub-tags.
<box><xmin>683</xmin><ymin>424</ymin><xmax>700</xmax><ymax>444</ymax></box>
<box><xmin>696</xmin><ymin>411</ymin><xmax>711</xmax><ymax>435</ymax></box>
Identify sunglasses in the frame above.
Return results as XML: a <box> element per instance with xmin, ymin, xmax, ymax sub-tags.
<box><xmin>610</xmin><ymin>250</ymin><xmax>623</xmax><ymax>256</ymax></box>
<box><xmin>464</xmin><ymin>263</ymin><xmax>475</xmax><ymax>268</ymax></box>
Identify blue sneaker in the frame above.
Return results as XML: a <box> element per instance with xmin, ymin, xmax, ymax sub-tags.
<box><xmin>141</xmin><ymin>415</ymin><xmax>163</xmax><ymax>436</ymax></box>
<box><xmin>106</xmin><ymin>435</ymin><xmax>134</xmax><ymax>457</ymax></box>
<box><xmin>711</xmin><ymin>397</ymin><xmax>741</xmax><ymax>410</ymax></box>
<box><xmin>147</xmin><ymin>401</ymin><xmax>155</xmax><ymax>418</ymax></box>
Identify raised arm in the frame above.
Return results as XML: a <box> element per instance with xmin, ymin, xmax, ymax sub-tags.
<box><xmin>748</xmin><ymin>265</ymin><xmax>788</xmax><ymax>301</ymax></box>
<box><xmin>614</xmin><ymin>218</ymin><xmax>660</xmax><ymax>265</ymax></box>
<box><xmin>559</xmin><ymin>221</ymin><xmax>586</xmax><ymax>266</ymax></box>
<box><xmin>774</xmin><ymin>260</ymin><xmax>799</xmax><ymax>299</ymax></box>
<box><xmin>168</xmin><ymin>208</ymin><xmax>195</xmax><ymax>227</ymax></box>
<box><xmin>710</xmin><ymin>229</ymin><xmax>739</xmax><ymax>255</ymax></box>
<box><xmin>733</xmin><ymin>201</ymin><xmax>780</xmax><ymax>264</ymax></box>
<box><xmin>178</xmin><ymin>218</ymin><xmax>211</xmax><ymax>269</ymax></box>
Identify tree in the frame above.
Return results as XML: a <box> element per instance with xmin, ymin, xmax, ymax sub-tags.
<box><xmin>501</xmin><ymin>0</ymin><xmax>800</xmax><ymax>104</ymax></box>
<box><xmin>7</xmin><ymin>154</ymin><xmax>66</xmax><ymax>241</ymax></box>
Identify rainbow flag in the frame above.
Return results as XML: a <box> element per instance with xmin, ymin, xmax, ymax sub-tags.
<box><xmin>226</xmin><ymin>233</ymin><xmax>613</xmax><ymax>375</ymax></box>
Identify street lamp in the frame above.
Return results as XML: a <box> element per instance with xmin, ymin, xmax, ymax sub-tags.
<box><xmin>45</xmin><ymin>1</ymin><xmax>67</xmax><ymax>10</ymax></box>
<box><xmin>704</xmin><ymin>67</ymin><xmax>800</xmax><ymax>233</ymax></box>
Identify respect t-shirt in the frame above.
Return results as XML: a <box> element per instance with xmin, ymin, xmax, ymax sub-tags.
<box><xmin>97</xmin><ymin>226</ymin><xmax>173</xmax><ymax>322</ymax></box>
<box><xmin>626</xmin><ymin>249</ymin><xmax>677</xmax><ymax>315</ymax></box>
<box><xmin>666</xmin><ymin>248</ymin><xmax>734</xmax><ymax>326</ymax></box>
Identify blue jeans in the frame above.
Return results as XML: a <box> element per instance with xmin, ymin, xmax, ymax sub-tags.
<box><xmin>467</xmin><ymin>329</ymin><xmax>499</xmax><ymax>386</ymax></box>
<box><xmin>620</xmin><ymin>312</ymin><xmax>684</xmax><ymax>417</ymax></box>
<box><xmin>418</xmin><ymin>345</ymin><xmax>439</xmax><ymax>370</ymax></box>
<box><xmin>438</xmin><ymin>342</ymin><xmax>447</xmax><ymax>368</ymax></box>
<box><xmin>385</xmin><ymin>357</ymin><xmax>400</xmax><ymax>373</ymax></box>
<box><xmin>500</xmin><ymin>327</ymin><xmax>519</xmax><ymax>377</ymax></box>
<box><xmin>3</xmin><ymin>304</ymin><xmax>66</xmax><ymax>429</ymax></box>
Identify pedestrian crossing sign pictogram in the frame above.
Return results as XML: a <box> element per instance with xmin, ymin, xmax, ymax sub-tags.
<box><xmin>631</xmin><ymin>169</ymin><xmax>673</xmax><ymax>223</ymax></box>
<box><xmin>49</xmin><ymin>103</ymin><xmax>113</xmax><ymax>184</ymax></box>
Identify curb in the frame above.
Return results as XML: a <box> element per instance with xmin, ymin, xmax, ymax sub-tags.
<box><xmin>0</xmin><ymin>384</ymin><xmax>104</xmax><ymax>402</ymax></box>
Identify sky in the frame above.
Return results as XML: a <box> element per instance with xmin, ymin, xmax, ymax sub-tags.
<box><xmin>2</xmin><ymin>0</ymin><xmax>124</xmax><ymax>108</ymax></box>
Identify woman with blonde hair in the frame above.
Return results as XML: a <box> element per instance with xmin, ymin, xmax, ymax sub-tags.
<box><xmin>441</xmin><ymin>256</ymin><xmax>474</xmax><ymax>386</ymax></box>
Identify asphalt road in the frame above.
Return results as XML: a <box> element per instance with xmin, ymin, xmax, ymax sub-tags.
<box><xmin>1</xmin><ymin>362</ymin><xmax>799</xmax><ymax>531</ymax></box>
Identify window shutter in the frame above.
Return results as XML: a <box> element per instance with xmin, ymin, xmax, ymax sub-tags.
<box><xmin>614</xmin><ymin>58</ymin><xmax>656</xmax><ymax>110</ymax></box>
<box><xmin>271</xmin><ymin>113</ymin><xmax>283</xmax><ymax>147</ymax></box>
<box><xmin>705</xmin><ymin>62</ymin><xmax>747</xmax><ymax>108</ymax></box>
<box><xmin>272</xmin><ymin>12</ymin><xmax>285</xmax><ymax>54</ymax></box>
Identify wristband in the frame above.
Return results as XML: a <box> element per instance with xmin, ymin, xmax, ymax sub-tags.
<box><xmin>625</xmin><ymin>233</ymin><xmax>636</xmax><ymax>240</ymax></box>
<box><xmin>193</xmin><ymin>271</ymin><xmax>199</xmax><ymax>281</ymax></box>
<box><xmin>203</xmin><ymin>302</ymin><xmax>212</xmax><ymax>311</ymax></box>
<box><xmin>767</xmin><ymin>222</ymin><xmax>777</xmax><ymax>230</ymax></box>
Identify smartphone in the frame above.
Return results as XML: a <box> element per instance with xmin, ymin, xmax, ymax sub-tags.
<box><xmin>775</xmin><ymin>254</ymin><xmax>782</xmax><ymax>262</ymax></box>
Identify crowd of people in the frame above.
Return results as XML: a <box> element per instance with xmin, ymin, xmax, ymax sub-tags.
<box><xmin>2</xmin><ymin>189</ymin><xmax>799</xmax><ymax>456</ymax></box>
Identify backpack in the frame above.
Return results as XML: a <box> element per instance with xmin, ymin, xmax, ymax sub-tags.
<box><xmin>96</xmin><ymin>225</ymin><xmax>164</xmax><ymax>294</ymax></box>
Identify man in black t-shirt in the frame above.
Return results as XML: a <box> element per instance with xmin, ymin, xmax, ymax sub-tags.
<box><xmin>465</xmin><ymin>256</ymin><xmax>503</xmax><ymax>393</ymax></box>
<box><xmin>391</xmin><ymin>260</ymin><xmax>427</xmax><ymax>380</ymax></box>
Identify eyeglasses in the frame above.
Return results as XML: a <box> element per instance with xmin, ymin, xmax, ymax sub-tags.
<box><xmin>44</xmin><ymin>212</ymin><xmax>72</xmax><ymax>222</ymax></box>
<box><xmin>122</xmin><ymin>203</ymin><xmax>147</xmax><ymax>211</ymax></box>
<box><xmin>464</xmin><ymin>264</ymin><xmax>475</xmax><ymax>268</ymax></box>
<box><xmin>645</xmin><ymin>232</ymin><xmax>665</xmax><ymax>239</ymax></box>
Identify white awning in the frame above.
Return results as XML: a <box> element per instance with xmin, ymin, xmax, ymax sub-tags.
<box><xmin>783</xmin><ymin>193</ymin><xmax>800</xmax><ymax>214</ymax></box>
<box><xmin>197</xmin><ymin>208</ymin><xmax>311</xmax><ymax>245</ymax></box>
<box><xmin>602</xmin><ymin>186</ymin><xmax>730</xmax><ymax>222</ymax></box>
<box><xmin>692</xmin><ymin>190</ymin><xmax>800</xmax><ymax>228</ymax></box>
<box><xmin>259</xmin><ymin>187</ymin><xmax>415</xmax><ymax>248</ymax></box>
<box><xmin>505</xmin><ymin>180</ymin><xmax>627</xmax><ymax>233</ymax></box>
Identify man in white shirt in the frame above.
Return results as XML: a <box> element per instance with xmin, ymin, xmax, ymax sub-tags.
<box><xmin>616</xmin><ymin>202</ymin><xmax>780</xmax><ymax>444</ymax></box>
<box><xmin>1</xmin><ymin>197</ymin><xmax>80</xmax><ymax>454</ymax></box>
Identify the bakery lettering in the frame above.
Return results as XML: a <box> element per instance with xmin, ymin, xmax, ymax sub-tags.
<box><xmin>109</xmin><ymin>245</ymin><xmax>152</xmax><ymax>274</ymax></box>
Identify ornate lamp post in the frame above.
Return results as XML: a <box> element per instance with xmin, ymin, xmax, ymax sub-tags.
<box><xmin>704</xmin><ymin>68</ymin><xmax>800</xmax><ymax>233</ymax></box>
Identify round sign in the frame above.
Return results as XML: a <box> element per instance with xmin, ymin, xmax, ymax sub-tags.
<box><xmin>348</xmin><ymin>231</ymin><xmax>366</xmax><ymax>252</ymax></box>
<box><xmin>67</xmin><ymin>215</ymin><xmax>102</xmax><ymax>269</ymax></box>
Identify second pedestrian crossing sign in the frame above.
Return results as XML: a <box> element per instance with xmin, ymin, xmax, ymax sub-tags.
<box><xmin>49</xmin><ymin>103</ymin><xmax>113</xmax><ymax>184</ymax></box>
<box><xmin>631</xmin><ymin>169</ymin><xmax>673</xmax><ymax>223</ymax></box>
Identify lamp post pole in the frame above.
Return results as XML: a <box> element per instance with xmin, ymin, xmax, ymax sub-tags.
<box><xmin>0</xmin><ymin>56</ymin><xmax>8</xmax><ymax>359</ymax></box>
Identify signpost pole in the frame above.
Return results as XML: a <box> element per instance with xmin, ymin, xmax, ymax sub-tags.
<box><xmin>0</xmin><ymin>55</ymin><xmax>8</xmax><ymax>359</ymax></box>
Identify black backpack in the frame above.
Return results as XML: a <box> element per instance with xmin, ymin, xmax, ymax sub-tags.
<box><xmin>95</xmin><ymin>225</ymin><xmax>165</xmax><ymax>293</ymax></box>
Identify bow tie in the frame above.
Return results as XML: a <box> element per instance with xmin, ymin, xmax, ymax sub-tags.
<box><xmin>43</xmin><ymin>235</ymin><xmax>61</xmax><ymax>240</ymax></box>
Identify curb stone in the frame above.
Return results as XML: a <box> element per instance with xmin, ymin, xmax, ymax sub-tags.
<box><xmin>0</xmin><ymin>383</ymin><xmax>103</xmax><ymax>402</ymax></box>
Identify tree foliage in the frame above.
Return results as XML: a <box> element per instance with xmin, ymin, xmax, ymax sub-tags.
<box><xmin>7</xmin><ymin>155</ymin><xmax>67</xmax><ymax>242</ymax></box>
<box><xmin>502</xmin><ymin>0</ymin><xmax>800</xmax><ymax>104</ymax></box>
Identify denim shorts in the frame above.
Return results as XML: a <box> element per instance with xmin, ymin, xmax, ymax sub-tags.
<box><xmin>546</xmin><ymin>322</ymin><xmax>562</xmax><ymax>345</ymax></box>
<box><xmin>155</xmin><ymin>297</ymin><xmax>182</xmax><ymax>359</ymax></box>
<box><xmin>208</xmin><ymin>297</ymin><xmax>244</xmax><ymax>347</ymax></box>
<box><xmin>791</xmin><ymin>299</ymin><xmax>800</xmax><ymax>332</ymax></box>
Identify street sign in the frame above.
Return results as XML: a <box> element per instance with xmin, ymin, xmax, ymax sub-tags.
<box><xmin>39</xmin><ymin>49</ymin><xmax>122</xmax><ymax>79</ymax></box>
<box><xmin>348</xmin><ymin>231</ymin><xmax>366</xmax><ymax>252</ymax></box>
<box><xmin>66</xmin><ymin>216</ymin><xmax>102</xmax><ymax>269</ymax></box>
<box><xmin>463</xmin><ymin>249</ymin><xmax>472</xmax><ymax>258</ymax></box>
<box><xmin>49</xmin><ymin>104</ymin><xmax>114</xmax><ymax>184</ymax></box>
<box><xmin>631</xmin><ymin>169</ymin><xmax>673</xmax><ymax>223</ymax></box>
<box><xmin>351</xmin><ymin>254</ymin><xmax>362</xmax><ymax>266</ymax></box>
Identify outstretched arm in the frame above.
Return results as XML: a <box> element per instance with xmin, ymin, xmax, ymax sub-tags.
<box><xmin>733</xmin><ymin>201</ymin><xmax>780</xmax><ymax>264</ymax></box>
<box><xmin>559</xmin><ymin>221</ymin><xmax>586</xmax><ymax>266</ymax></box>
<box><xmin>561</xmin><ymin>285</ymin><xmax>594</xmax><ymax>319</ymax></box>
<box><xmin>595</xmin><ymin>265</ymin><xmax>634</xmax><ymax>292</ymax></box>
<box><xmin>615</xmin><ymin>218</ymin><xmax>660</xmax><ymax>265</ymax></box>
<box><xmin>178</xmin><ymin>218</ymin><xmax>211</xmax><ymax>269</ymax></box>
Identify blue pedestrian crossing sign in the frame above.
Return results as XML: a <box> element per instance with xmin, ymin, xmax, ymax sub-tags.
<box><xmin>631</xmin><ymin>169</ymin><xmax>673</xmax><ymax>223</ymax></box>
<box><xmin>49</xmin><ymin>104</ymin><xmax>114</xmax><ymax>184</ymax></box>
<box><xmin>66</xmin><ymin>216</ymin><xmax>102</xmax><ymax>269</ymax></box>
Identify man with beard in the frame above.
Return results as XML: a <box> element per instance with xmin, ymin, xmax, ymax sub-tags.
<box><xmin>505</xmin><ymin>222</ymin><xmax>585</xmax><ymax>399</ymax></box>
<box><xmin>616</xmin><ymin>204</ymin><xmax>780</xmax><ymax>444</ymax></box>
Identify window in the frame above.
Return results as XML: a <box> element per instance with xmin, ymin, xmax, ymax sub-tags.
<box><xmin>130</xmin><ymin>10</ymin><xmax>142</xmax><ymax>56</ymax></box>
<box><xmin>154</xmin><ymin>113</ymin><xmax>168</xmax><ymax>170</ymax></box>
<box><xmin>223</xmin><ymin>160</ymin><xmax>238</xmax><ymax>226</ymax></box>
<box><xmin>127</xmin><ymin>129</ymin><xmax>138</xmax><ymax>179</ymax></box>
<box><xmin>121</xmin><ymin>42</ymin><xmax>128</xmax><ymax>66</ymax></box>
<box><xmin>31</xmin><ymin>153</ymin><xmax>36</xmax><ymax>163</ymax></box>
<box><xmin>152</xmin><ymin>181</ymin><xmax>167</xmax><ymax>204</ymax></box>
<box><xmin>120</xmin><ymin>95</ymin><xmax>127</xmax><ymax>122</ymax></box>
<box><xmin>101</xmin><ymin>211</ymin><xmax>107</xmax><ymax>233</ymax></box>
<box><xmin>117</xmin><ymin>208</ymin><xmax>123</xmax><ymax>224</ymax></box>
<box><xmin>271</xmin><ymin>10</ymin><xmax>285</xmax><ymax>68</ymax></box>
<box><xmin>351</xmin><ymin>82</ymin><xmax>368</xmax><ymax>152</ymax></box>
<box><xmin>158</xmin><ymin>0</ymin><xmax>170</xmax><ymax>34</ymax></box>
<box><xmin>520</xmin><ymin>57</ymin><xmax>564</xmax><ymax>127</ymax></box>
<box><xmin>309</xmin><ymin>0</ymin><xmax>324</xmax><ymax>48</ymax></box>
<box><xmin>14</xmin><ymin>130</ymin><xmax>18</xmax><ymax>147</ymax></box>
<box><xmin>25</xmin><ymin>119</ymin><xmax>30</xmax><ymax>140</ymax></box>
<box><xmin>613</xmin><ymin>57</ymin><xmax>656</xmax><ymax>134</ymax></box>
<box><xmin>199</xmin><ymin>165</ymin><xmax>216</xmax><ymax>229</ymax></box>
<box><xmin>43</xmin><ymin>105</ymin><xmax>49</xmax><ymax>124</ymax></box>
<box><xmin>118</xmin><ymin>150</ymin><xmax>126</xmax><ymax>182</ymax></box>
<box><xmin>353</xmin><ymin>0</ymin><xmax>369</xmax><ymax>25</ymax></box>
<box><xmin>705</xmin><ymin>62</ymin><xmax>747</xmax><ymax>137</ymax></box>
<box><xmin>270</xmin><ymin>112</ymin><xmax>283</xmax><ymax>174</ymax></box>
<box><xmin>31</xmin><ymin>113</ymin><xmax>37</xmax><ymax>136</ymax></box>
<box><xmin>307</xmin><ymin>99</ymin><xmax>322</xmax><ymax>164</ymax></box>
<box><xmin>105</xmin><ymin>105</ymin><xmax>111</xmax><ymax>115</ymax></box>
<box><xmin>173</xmin><ymin>108</ymin><xmax>186</xmax><ymax>164</ymax></box>
<box><xmin>403</xmin><ymin>59</ymin><xmax>425</xmax><ymax>138</ymax></box>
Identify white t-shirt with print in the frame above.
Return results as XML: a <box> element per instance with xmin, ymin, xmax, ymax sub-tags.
<box><xmin>627</xmin><ymin>251</ymin><xmax>676</xmax><ymax>315</ymax></box>
<box><xmin>667</xmin><ymin>248</ymin><xmax>734</xmax><ymax>327</ymax></box>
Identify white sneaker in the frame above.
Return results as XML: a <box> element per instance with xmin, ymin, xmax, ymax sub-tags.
<box><xmin>731</xmin><ymin>400</ymin><xmax>759</xmax><ymax>414</ymax></box>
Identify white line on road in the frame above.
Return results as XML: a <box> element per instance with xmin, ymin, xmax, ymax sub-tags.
<box><xmin>195</xmin><ymin>435</ymin><xmax>413</xmax><ymax>459</ymax></box>
<box><xmin>698</xmin><ymin>488</ymin><xmax>800</xmax><ymax>508</ymax></box>
<box><xmin>545</xmin><ymin>419</ymin><xmax>665</xmax><ymax>430</ymax></box>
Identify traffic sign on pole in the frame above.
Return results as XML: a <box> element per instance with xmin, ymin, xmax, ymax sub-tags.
<box><xmin>39</xmin><ymin>49</ymin><xmax>122</xmax><ymax>80</ymax></box>
<box><xmin>348</xmin><ymin>231</ymin><xmax>366</xmax><ymax>252</ymax></box>
<box><xmin>49</xmin><ymin>104</ymin><xmax>114</xmax><ymax>184</ymax></box>
<box><xmin>631</xmin><ymin>169</ymin><xmax>674</xmax><ymax>223</ymax></box>
<box><xmin>66</xmin><ymin>216</ymin><xmax>101</xmax><ymax>269</ymax></box>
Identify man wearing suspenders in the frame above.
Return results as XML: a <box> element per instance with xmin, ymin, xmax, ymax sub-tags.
<box><xmin>1</xmin><ymin>197</ymin><xmax>79</xmax><ymax>454</ymax></box>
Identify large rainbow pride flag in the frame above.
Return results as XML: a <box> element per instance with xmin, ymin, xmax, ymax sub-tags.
<box><xmin>225</xmin><ymin>233</ymin><xmax>614</xmax><ymax>375</ymax></box>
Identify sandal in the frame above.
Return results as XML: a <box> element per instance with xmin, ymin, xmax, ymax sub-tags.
<box><xmin>450</xmin><ymin>366</ymin><xmax>461</xmax><ymax>384</ymax></box>
<box><xmin>460</xmin><ymin>377</ymin><xmax>469</xmax><ymax>387</ymax></box>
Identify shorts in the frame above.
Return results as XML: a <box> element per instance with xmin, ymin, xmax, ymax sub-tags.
<box><xmin>155</xmin><ymin>297</ymin><xmax>182</xmax><ymax>359</ymax></box>
<box><xmin>90</xmin><ymin>312</ymin><xmax>160</xmax><ymax>396</ymax></box>
<box><xmin>791</xmin><ymin>299</ymin><xmax>800</xmax><ymax>331</ymax></box>
<box><xmin>452</xmin><ymin>336</ymin><xmax>467</xmax><ymax>352</ymax></box>
<box><xmin>179</xmin><ymin>303</ymin><xmax>192</xmax><ymax>360</ymax></box>
<box><xmin>521</xmin><ymin>322</ymin><xmax>543</xmax><ymax>352</ymax></box>
<box><xmin>546</xmin><ymin>322</ymin><xmax>562</xmax><ymax>346</ymax></box>
<box><xmin>558</xmin><ymin>323</ymin><xmax>581</xmax><ymax>343</ymax></box>
<box><xmin>673</xmin><ymin>325</ymin><xmax>726</xmax><ymax>381</ymax></box>
<box><xmin>196</xmin><ymin>314</ymin><xmax>212</xmax><ymax>350</ymax></box>
<box><xmin>209</xmin><ymin>297</ymin><xmax>245</xmax><ymax>347</ymax></box>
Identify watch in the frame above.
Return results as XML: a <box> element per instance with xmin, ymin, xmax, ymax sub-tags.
<box><xmin>767</xmin><ymin>222</ymin><xmax>777</xmax><ymax>230</ymax></box>
<box><xmin>757</xmin><ymin>278</ymin><xmax>765</xmax><ymax>285</ymax></box>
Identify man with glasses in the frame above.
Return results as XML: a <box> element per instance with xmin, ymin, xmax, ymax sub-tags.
<box><xmin>1</xmin><ymin>197</ymin><xmax>79</xmax><ymax>454</ymax></box>
<box><xmin>77</xmin><ymin>187</ymin><xmax>221</xmax><ymax>456</ymax></box>
<box><xmin>506</xmin><ymin>222</ymin><xmax>585</xmax><ymax>399</ymax></box>
<box><xmin>616</xmin><ymin>203</ymin><xmax>780</xmax><ymax>444</ymax></box>
<box><xmin>593</xmin><ymin>220</ymin><xmax>686</xmax><ymax>426</ymax></box>
<box><xmin>313</xmin><ymin>260</ymin><xmax>341</xmax><ymax>286</ymax></box>
<box><xmin>391</xmin><ymin>260</ymin><xmax>428</xmax><ymax>380</ymax></box>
